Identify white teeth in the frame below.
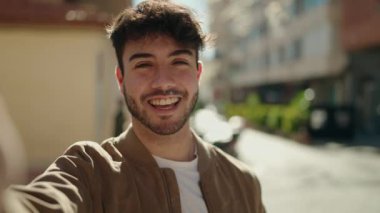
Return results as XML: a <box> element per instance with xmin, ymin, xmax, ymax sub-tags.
<box><xmin>150</xmin><ymin>97</ymin><xmax>179</xmax><ymax>106</ymax></box>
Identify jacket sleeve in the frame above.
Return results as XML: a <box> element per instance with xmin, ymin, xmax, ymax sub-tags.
<box><xmin>3</xmin><ymin>141</ymin><xmax>104</xmax><ymax>213</ymax></box>
<box><xmin>251</xmin><ymin>174</ymin><xmax>266</xmax><ymax>213</ymax></box>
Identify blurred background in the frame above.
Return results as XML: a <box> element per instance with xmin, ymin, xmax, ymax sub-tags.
<box><xmin>0</xmin><ymin>0</ymin><xmax>379</xmax><ymax>212</ymax></box>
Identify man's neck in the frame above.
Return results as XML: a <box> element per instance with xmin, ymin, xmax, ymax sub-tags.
<box><xmin>131</xmin><ymin>121</ymin><xmax>195</xmax><ymax>162</ymax></box>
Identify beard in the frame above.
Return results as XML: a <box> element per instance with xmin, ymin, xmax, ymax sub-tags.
<box><xmin>123</xmin><ymin>87</ymin><xmax>198</xmax><ymax>135</ymax></box>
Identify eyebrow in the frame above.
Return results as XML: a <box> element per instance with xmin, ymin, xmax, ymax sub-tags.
<box><xmin>128</xmin><ymin>53</ymin><xmax>153</xmax><ymax>62</ymax></box>
<box><xmin>168</xmin><ymin>49</ymin><xmax>194</xmax><ymax>57</ymax></box>
<box><xmin>128</xmin><ymin>49</ymin><xmax>194</xmax><ymax>62</ymax></box>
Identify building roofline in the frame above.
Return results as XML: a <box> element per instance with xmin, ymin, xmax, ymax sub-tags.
<box><xmin>0</xmin><ymin>1</ymin><xmax>110</xmax><ymax>29</ymax></box>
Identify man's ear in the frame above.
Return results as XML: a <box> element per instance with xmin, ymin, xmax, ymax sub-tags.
<box><xmin>115</xmin><ymin>66</ymin><xmax>124</xmax><ymax>92</ymax></box>
<box><xmin>196</xmin><ymin>61</ymin><xmax>203</xmax><ymax>80</ymax></box>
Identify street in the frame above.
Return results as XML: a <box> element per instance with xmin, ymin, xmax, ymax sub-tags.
<box><xmin>236</xmin><ymin>129</ymin><xmax>380</xmax><ymax>213</ymax></box>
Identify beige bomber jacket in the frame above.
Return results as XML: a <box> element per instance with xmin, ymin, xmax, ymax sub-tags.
<box><xmin>6</xmin><ymin>127</ymin><xmax>265</xmax><ymax>213</ymax></box>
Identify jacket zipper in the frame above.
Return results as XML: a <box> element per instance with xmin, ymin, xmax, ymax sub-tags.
<box><xmin>161</xmin><ymin>171</ymin><xmax>173</xmax><ymax>213</ymax></box>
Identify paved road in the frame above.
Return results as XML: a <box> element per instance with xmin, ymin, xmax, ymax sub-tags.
<box><xmin>236</xmin><ymin>129</ymin><xmax>380</xmax><ymax>213</ymax></box>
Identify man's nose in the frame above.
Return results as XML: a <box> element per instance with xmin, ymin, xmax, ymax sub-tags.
<box><xmin>151</xmin><ymin>67</ymin><xmax>176</xmax><ymax>91</ymax></box>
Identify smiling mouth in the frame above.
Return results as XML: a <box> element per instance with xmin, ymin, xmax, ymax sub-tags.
<box><xmin>148</xmin><ymin>97</ymin><xmax>181</xmax><ymax>109</ymax></box>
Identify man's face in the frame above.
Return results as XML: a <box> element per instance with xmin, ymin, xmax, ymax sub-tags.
<box><xmin>116</xmin><ymin>35</ymin><xmax>202</xmax><ymax>135</ymax></box>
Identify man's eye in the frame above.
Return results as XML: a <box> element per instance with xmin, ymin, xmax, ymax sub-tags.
<box><xmin>135</xmin><ymin>63</ymin><xmax>152</xmax><ymax>68</ymax></box>
<box><xmin>173</xmin><ymin>60</ymin><xmax>189</xmax><ymax>65</ymax></box>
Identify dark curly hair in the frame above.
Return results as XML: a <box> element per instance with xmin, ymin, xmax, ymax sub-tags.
<box><xmin>106</xmin><ymin>0</ymin><xmax>208</xmax><ymax>74</ymax></box>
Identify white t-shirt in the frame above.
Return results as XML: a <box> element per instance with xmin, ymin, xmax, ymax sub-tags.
<box><xmin>153</xmin><ymin>154</ymin><xmax>208</xmax><ymax>213</ymax></box>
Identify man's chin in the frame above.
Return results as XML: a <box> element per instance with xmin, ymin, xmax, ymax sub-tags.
<box><xmin>148</xmin><ymin>121</ymin><xmax>185</xmax><ymax>135</ymax></box>
<box><xmin>148</xmin><ymin>126</ymin><xmax>180</xmax><ymax>135</ymax></box>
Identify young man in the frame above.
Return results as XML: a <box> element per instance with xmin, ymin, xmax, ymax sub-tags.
<box><xmin>5</xmin><ymin>1</ymin><xmax>265</xmax><ymax>212</ymax></box>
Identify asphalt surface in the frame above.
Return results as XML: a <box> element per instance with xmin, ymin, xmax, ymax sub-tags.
<box><xmin>236</xmin><ymin>129</ymin><xmax>380</xmax><ymax>213</ymax></box>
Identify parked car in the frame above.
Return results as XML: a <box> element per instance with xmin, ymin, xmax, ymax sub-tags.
<box><xmin>191</xmin><ymin>106</ymin><xmax>244</xmax><ymax>158</ymax></box>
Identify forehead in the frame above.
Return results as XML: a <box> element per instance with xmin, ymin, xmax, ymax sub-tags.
<box><xmin>123</xmin><ymin>34</ymin><xmax>196</xmax><ymax>58</ymax></box>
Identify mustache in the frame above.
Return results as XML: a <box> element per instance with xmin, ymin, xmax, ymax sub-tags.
<box><xmin>141</xmin><ymin>89</ymin><xmax>186</xmax><ymax>100</ymax></box>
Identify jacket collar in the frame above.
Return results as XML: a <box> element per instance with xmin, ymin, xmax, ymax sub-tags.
<box><xmin>114</xmin><ymin>126</ymin><xmax>213</xmax><ymax>174</ymax></box>
<box><xmin>193</xmin><ymin>132</ymin><xmax>213</xmax><ymax>174</ymax></box>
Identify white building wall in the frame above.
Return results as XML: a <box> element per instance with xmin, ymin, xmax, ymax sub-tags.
<box><xmin>231</xmin><ymin>1</ymin><xmax>346</xmax><ymax>87</ymax></box>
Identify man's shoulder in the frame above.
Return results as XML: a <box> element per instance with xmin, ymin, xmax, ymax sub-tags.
<box><xmin>66</xmin><ymin>140</ymin><xmax>103</xmax><ymax>150</ymax></box>
<box><xmin>62</xmin><ymin>137</ymin><xmax>123</xmax><ymax>163</ymax></box>
<box><xmin>64</xmin><ymin>140</ymin><xmax>107</xmax><ymax>155</ymax></box>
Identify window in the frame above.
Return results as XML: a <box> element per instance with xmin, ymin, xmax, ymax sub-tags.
<box><xmin>278</xmin><ymin>46</ymin><xmax>286</xmax><ymax>63</ymax></box>
<box><xmin>286</xmin><ymin>39</ymin><xmax>303</xmax><ymax>61</ymax></box>
<box><xmin>293</xmin><ymin>39</ymin><xmax>302</xmax><ymax>60</ymax></box>
<box><xmin>264</xmin><ymin>53</ymin><xmax>270</xmax><ymax>69</ymax></box>
<box><xmin>291</xmin><ymin>0</ymin><xmax>304</xmax><ymax>16</ymax></box>
<box><xmin>259</xmin><ymin>20</ymin><xmax>268</xmax><ymax>37</ymax></box>
<box><xmin>304</xmin><ymin>0</ymin><xmax>328</xmax><ymax>11</ymax></box>
<box><xmin>249</xmin><ymin>27</ymin><xmax>261</xmax><ymax>41</ymax></box>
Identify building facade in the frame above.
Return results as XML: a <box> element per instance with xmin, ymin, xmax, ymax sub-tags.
<box><xmin>340</xmin><ymin>0</ymin><xmax>380</xmax><ymax>135</ymax></box>
<box><xmin>0</xmin><ymin>0</ymin><xmax>131</xmax><ymax>179</ymax></box>
<box><xmin>209</xmin><ymin>0</ymin><xmax>380</xmax><ymax>136</ymax></box>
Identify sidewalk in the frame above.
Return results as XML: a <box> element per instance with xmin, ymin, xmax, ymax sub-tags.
<box><xmin>236</xmin><ymin>128</ymin><xmax>380</xmax><ymax>213</ymax></box>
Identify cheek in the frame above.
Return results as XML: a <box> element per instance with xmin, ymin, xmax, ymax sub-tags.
<box><xmin>180</xmin><ymin>73</ymin><xmax>199</xmax><ymax>92</ymax></box>
<box><xmin>125</xmin><ymin>80</ymin><xmax>139</xmax><ymax>94</ymax></box>
<box><xmin>124</xmin><ymin>73</ymin><xmax>146</xmax><ymax>92</ymax></box>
